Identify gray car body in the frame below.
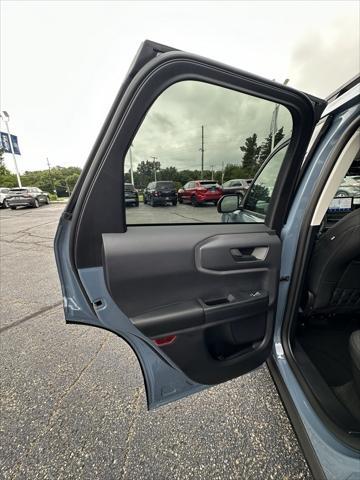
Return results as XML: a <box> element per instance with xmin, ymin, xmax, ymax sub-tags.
<box><xmin>54</xmin><ymin>76</ymin><xmax>360</xmax><ymax>477</ymax></box>
<box><xmin>222</xmin><ymin>178</ymin><xmax>253</xmax><ymax>197</ymax></box>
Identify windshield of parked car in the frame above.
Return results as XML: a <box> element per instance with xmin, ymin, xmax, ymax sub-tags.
<box><xmin>124</xmin><ymin>184</ymin><xmax>135</xmax><ymax>191</ymax></box>
<box><xmin>198</xmin><ymin>181</ymin><xmax>218</xmax><ymax>186</ymax></box>
<box><xmin>156</xmin><ymin>182</ymin><xmax>175</xmax><ymax>189</ymax></box>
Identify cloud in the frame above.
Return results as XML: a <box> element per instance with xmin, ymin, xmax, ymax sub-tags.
<box><xmin>126</xmin><ymin>80</ymin><xmax>292</xmax><ymax>174</ymax></box>
<box><xmin>288</xmin><ymin>15</ymin><xmax>359</xmax><ymax>97</ymax></box>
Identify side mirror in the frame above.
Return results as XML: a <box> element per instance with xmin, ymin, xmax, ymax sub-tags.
<box><xmin>217</xmin><ymin>194</ymin><xmax>241</xmax><ymax>213</ymax></box>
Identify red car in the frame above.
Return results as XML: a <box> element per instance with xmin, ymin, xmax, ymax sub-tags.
<box><xmin>178</xmin><ymin>180</ymin><xmax>223</xmax><ymax>206</ymax></box>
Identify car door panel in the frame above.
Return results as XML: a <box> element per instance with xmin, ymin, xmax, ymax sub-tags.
<box><xmin>102</xmin><ymin>224</ymin><xmax>280</xmax><ymax>385</ymax></box>
<box><xmin>54</xmin><ymin>40</ymin><xmax>326</xmax><ymax>409</ymax></box>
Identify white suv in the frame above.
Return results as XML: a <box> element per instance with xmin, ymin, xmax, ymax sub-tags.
<box><xmin>0</xmin><ymin>187</ymin><xmax>10</xmax><ymax>208</ymax></box>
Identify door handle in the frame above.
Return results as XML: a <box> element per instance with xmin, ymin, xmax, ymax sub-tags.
<box><xmin>230</xmin><ymin>247</ymin><xmax>268</xmax><ymax>262</ymax></box>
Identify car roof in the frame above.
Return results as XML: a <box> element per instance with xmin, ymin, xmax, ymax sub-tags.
<box><xmin>322</xmin><ymin>75</ymin><xmax>359</xmax><ymax>118</ymax></box>
<box><xmin>326</xmin><ymin>74</ymin><xmax>360</xmax><ymax>103</ymax></box>
<box><xmin>226</xmin><ymin>178</ymin><xmax>252</xmax><ymax>181</ymax></box>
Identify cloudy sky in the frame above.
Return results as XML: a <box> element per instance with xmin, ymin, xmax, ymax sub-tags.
<box><xmin>128</xmin><ymin>80</ymin><xmax>292</xmax><ymax>172</ymax></box>
<box><xmin>1</xmin><ymin>1</ymin><xmax>359</xmax><ymax>173</ymax></box>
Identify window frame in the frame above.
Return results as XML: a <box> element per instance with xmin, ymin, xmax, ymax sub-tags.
<box><xmin>72</xmin><ymin>51</ymin><xmax>320</xmax><ymax>268</ymax></box>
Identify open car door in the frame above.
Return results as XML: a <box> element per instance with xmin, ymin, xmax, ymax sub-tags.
<box><xmin>54</xmin><ymin>40</ymin><xmax>326</xmax><ymax>409</ymax></box>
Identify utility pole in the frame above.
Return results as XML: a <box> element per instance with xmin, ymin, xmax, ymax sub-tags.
<box><xmin>221</xmin><ymin>161</ymin><xmax>225</xmax><ymax>185</ymax></box>
<box><xmin>46</xmin><ymin>157</ymin><xmax>56</xmax><ymax>194</ymax></box>
<box><xmin>0</xmin><ymin>111</ymin><xmax>22</xmax><ymax>187</ymax></box>
<box><xmin>210</xmin><ymin>164</ymin><xmax>214</xmax><ymax>181</ymax></box>
<box><xmin>270</xmin><ymin>79</ymin><xmax>289</xmax><ymax>152</ymax></box>
<box><xmin>200</xmin><ymin>125</ymin><xmax>205</xmax><ymax>179</ymax></box>
<box><xmin>129</xmin><ymin>145</ymin><xmax>134</xmax><ymax>185</ymax></box>
<box><xmin>150</xmin><ymin>156</ymin><xmax>158</xmax><ymax>181</ymax></box>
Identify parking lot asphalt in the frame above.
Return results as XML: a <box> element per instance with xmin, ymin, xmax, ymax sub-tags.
<box><xmin>0</xmin><ymin>203</ymin><xmax>312</xmax><ymax>480</ymax></box>
<box><xmin>127</xmin><ymin>201</ymin><xmax>221</xmax><ymax>223</ymax></box>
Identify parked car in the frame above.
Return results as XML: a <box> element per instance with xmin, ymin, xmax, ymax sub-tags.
<box><xmin>178</xmin><ymin>180</ymin><xmax>223</xmax><ymax>206</ymax></box>
<box><xmin>0</xmin><ymin>187</ymin><xmax>10</xmax><ymax>208</ymax></box>
<box><xmin>124</xmin><ymin>183</ymin><xmax>139</xmax><ymax>207</ymax></box>
<box><xmin>7</xmin><ymin>187</ymin><xmax>50</xmax><ymax>209</ymax></box>
<box><xmin>54</xmin><ymin>40</ymin><xmax>360</xmax><ymax>480</ymax></box>
<box><xmin>222</xmin><ymin>178</ymin><xmax>252</xmax><ymax>199</ymax></box>
<box><xmin>335</xmin><ymin>175</ymin><xmax>360</xmax><ymax>197</ymax></box>
<box><xmin>143</xmin><ymin>180</ymin><xmax>177</xmax><ymax>206</ymax></box>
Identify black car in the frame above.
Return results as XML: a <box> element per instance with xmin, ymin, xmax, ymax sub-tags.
<box><xmin>124</xmin><ymin>183</ymin><xmax>139</xmax><ymax>207</ymax></box>
<box><xmin>221</xmin><ymin>178</ymin><xmax>253</xmax><ymax>199</ymax></box>
<box><xmin>143</xmin><ymin>181</ymin><xmax>177</xmax><ymax>206</ymax></box>
<box><xmin>7</xmin><ymin>187</ymin><xmax>50</xmax><ymax>209</ymax></box>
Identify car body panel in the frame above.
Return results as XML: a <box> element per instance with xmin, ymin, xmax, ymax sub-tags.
<box><xmin>271</xmin><ymin>103</ymin><xmax>360</xmax><ymax>479</ymax></box>
<box><xmin>7</xmin><ymin>187</ymin><xmax>49</xmax><ymax>208</ymax></box>
<box><xmin>222</xmin><ymin>178</ymin><xmax>252</xmax><ymax>196</ymax></box>
<box><xmin>178</xmin><ymin>180</ymin><xmax>223</xmax><ymax>205</ymax></box>
<box><xmin>144</xmin><ymin>181</ymin><xmax>177</xmax><ymax>205</ymax></box>
<box><xmin>124</xmin><ymin>183</ymin><xmax>139</xmax><ymax>206</ymax></box>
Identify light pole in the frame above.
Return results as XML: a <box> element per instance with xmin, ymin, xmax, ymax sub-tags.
<box><xmin>150</xmin><ymin>156</ymin><xmax>158</xmax><ymax>181</ymax></box>
<box><xmin>0</xmin><ymin>111</ymin><xmax>22</xmax><ymax>187</ymax></box>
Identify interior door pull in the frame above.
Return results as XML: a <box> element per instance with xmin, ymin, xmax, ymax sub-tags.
<box><xmin>230</xmin><ymin>248</ymin><xmax>256</xmax><ymax>261</ymax></box>
<box><xmin>230</xmin><ymin>247</ymin><xmax>268</xmax><ymax>262</ymax></box>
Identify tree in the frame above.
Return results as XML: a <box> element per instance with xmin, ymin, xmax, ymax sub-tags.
<box><xmin>258</xmin><ymin>127</ymin><xmax>285</xmax><ymax>166</ymax></box>
<box><xmin>65</xmin><ymin>173</ymin><xmax>80</xmax><ymax>193</ymax></box>
<box><xmin>158</xmin><ymin>166</ymin><xmax>178</xmax><ymax>181</ymax></box>
<box><xmin>240</xmin><ymin>134</ymin><xmax>261</xmax><ymax>175</ymax></box>
<box><xmin>0</xmin><ymin>149</ymin><xmax>17</xmax><ymax>186</ymax></box>
<box><xmin>136</xmin><ymin>160</ymin><xmax>161</xmax><ymax>187</ymax></box>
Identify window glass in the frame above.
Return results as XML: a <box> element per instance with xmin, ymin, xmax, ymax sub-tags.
<box><xmin>125</xmin><ymin>80</ymin><xmax>292</xmax><ymax>224</ymax></box>
<box><xmin>326</xmin><ymin>153</ymin><xmax>360</xmax><ymax>221</ymax></box>
<box><xmin>243</xmin><ymin>146</ymin><xmax>288</xmax><ymax>216</ymax></box>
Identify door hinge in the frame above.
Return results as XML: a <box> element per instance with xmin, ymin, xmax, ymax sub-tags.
<box><xmin>279</xmin><ymin>275</ymin><xmax>290</xmax><ymax>282</ymax></box>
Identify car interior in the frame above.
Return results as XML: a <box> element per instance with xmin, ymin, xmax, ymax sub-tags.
<box><xmin>292</xmin><ymin>151</ymin><xmax>360</xmax><ymax>439</ymax></box>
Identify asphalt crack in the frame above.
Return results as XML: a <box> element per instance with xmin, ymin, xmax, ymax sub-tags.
<box><xmin>0</xmin><ymin>301</ymin><xmax>63</xmax><ymax>334</ymax></box>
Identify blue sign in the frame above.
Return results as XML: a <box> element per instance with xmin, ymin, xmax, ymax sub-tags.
<box><xmin>10</xmin><ymin>135</ymin><xmax>21</xmax><ymax>155</ymax></box>
<box><xmin>0</xmin><ymin>132</ymin><xmax>21</xmax><ymax>155</ymax></box>
<box><xmin>0</xmin><ymin>132</ymin><xmax>11</xmax><ymax>153</ymax></box>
